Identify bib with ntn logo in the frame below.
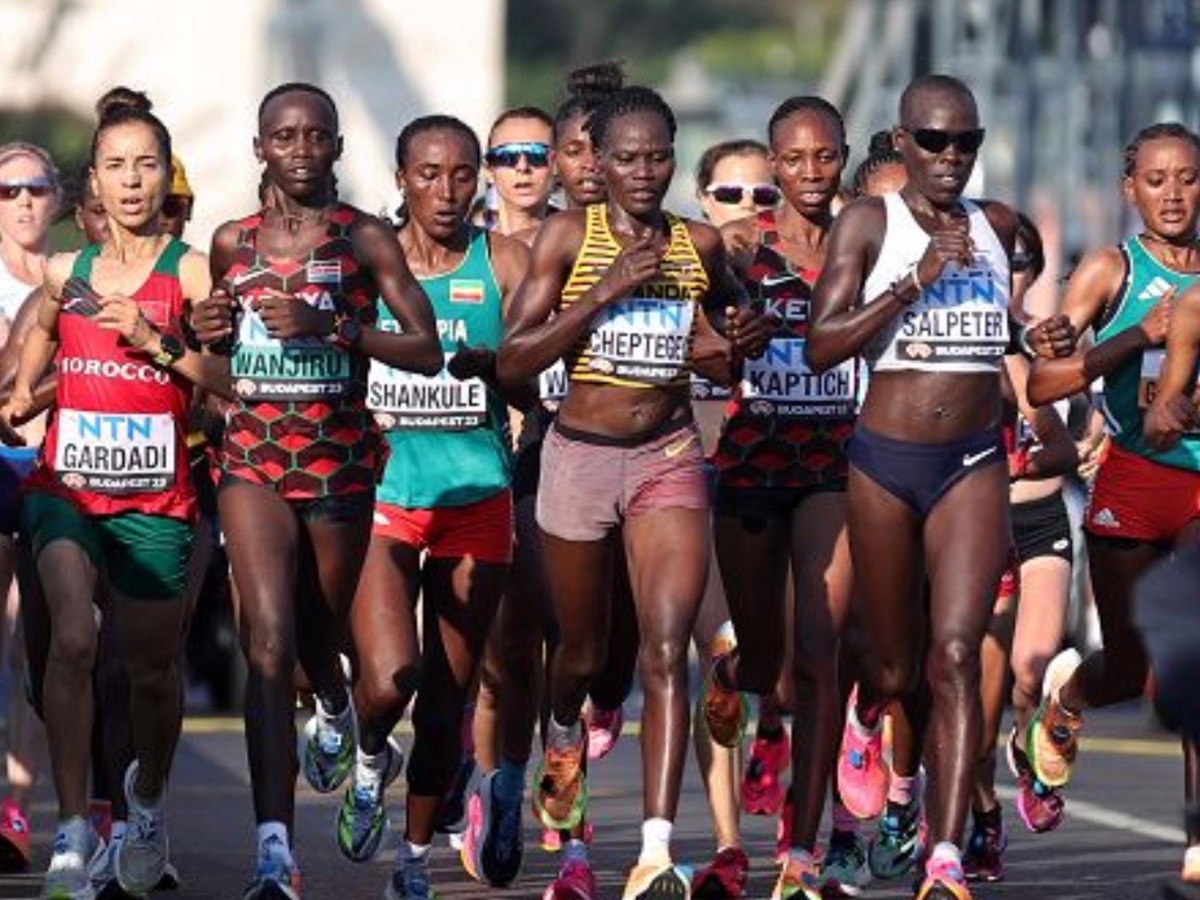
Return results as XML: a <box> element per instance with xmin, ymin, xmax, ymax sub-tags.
<box><xmin>862</xmin><ymin>194</ymin><xmax>1010</xmax><ymax>373</ymax></box>
<box><xmin>54</xmin><ymin>410</ymin><xmax>174</xmax><ymax>494</ymax></box>
<box><xmin>563</xmin><ymin>204</ymin><xmax>708</xmax><ymax>389</ymax></box>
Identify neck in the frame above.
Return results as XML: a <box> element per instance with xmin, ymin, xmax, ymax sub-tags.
<box><xmin>0</xmin><ymin>240</ymin><xmax>48</xmax><ymax>285</ymax></box>
<box><xmin>775</xmin><ymin>203</ymin><xmax>833</xmax><ymax>250</ymax></box>
<box><xmin>607</xmin><ymin>203</ymin><xmax>666</xmax><ymax>241</ymax></box>
<box><xmin>263</xmin><ymin>184</ymin><xmax>330</xmax><ymax>231</ymax></box>
<box><xmin>900</xmin><ymin>185</ymin><xmax>962</xmax><ymax>220</ymax></box>
<box><xmin>497</xmin><ymin>202</ymin><xmax>546</xmax><ymax>236</ymax></box>
<box><xmin>400</xmin><ymin>221</ymin><xmax>469</xmax><ymax>275</ymax></box>
<box><xmin>105</xmin><ymin>224</ymin><xmax>167</xmax><ymax>264</ymax></box>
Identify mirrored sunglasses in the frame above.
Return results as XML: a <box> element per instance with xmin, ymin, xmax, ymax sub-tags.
<box><xmin>705</xmin><ymin>183</ymin><xmax>782</xmax><ymax>207</ymax></box>
<box><xmin>485</xmin><ymin>142</ymin><xmax>551</xmax><ymax>168</ymax></box>
<box><xmin>0</xmin><ymin>177</ymin><xmax>55</xmax><ymax>201</ymax></box>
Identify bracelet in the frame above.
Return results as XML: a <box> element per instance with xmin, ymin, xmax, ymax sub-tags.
<box><xmin>890</xmin><ymin>264</ymin><xmax>924</xmax><ymax>305</ymax></box>
<box><xmin>1017</xmin><ymin>324</ymin><xmax>1035</xmax><ymax>358</ymax></box>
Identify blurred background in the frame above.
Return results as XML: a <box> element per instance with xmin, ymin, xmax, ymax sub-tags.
<box><xmin>3</xmin><ymin>0</ymin><xmax>1200</xmax><ymax>318</ymax></box>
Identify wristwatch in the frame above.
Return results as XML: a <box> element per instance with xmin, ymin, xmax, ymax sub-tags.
<box><xmin>151</xmin><ymin>333</ymin><xmax>186</xmax><ymax>368</ymax></box>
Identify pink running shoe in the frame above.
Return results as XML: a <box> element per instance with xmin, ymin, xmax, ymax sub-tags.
<box><xmin>0</xmin><ymin>797</ymin><xmax>30</xmax><ymax>873</ymax></box>
<box><xmin>837</xmin><ymin>692</ymin><xmax>890</xmax><ymax>820</ymax></box>
<box><xmin>692</xmin><ymin>846</ymin><xmax>749</xmax><ymax>898</ymax></box>
<box><xmin>585</xmin><ymin>703</ymin><xmax>624</xmax><ymax>761</ymax></box>
<box><xmin>742</xmin><ymin>729</ymin><xmax>790</xmax><ymax>816</ymax></box>
<box><xmin>543</xmin><ymin>857</ymin><xmax>598</xmax><ymax>900</ymax></box>
<box><xmin>540</xmin><ymin>822</ymin><xmax>595</xmax><ymax>853</ymax></box>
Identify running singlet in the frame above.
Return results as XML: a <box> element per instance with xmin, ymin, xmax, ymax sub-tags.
<box><xmin>1098</xmin><ymin>236</ymin><xmax>1200</xmax><ymax>470</ymax></box>
<box><xmin>862</xmin><ymin>193</ymin><xmax>1010</xmax><ymax>373</ymax></box>
<box><xmin>712</xmin><ymin>210</ymin><xmax>854</xmax><ymax>490</ymax></box>
<box><xmin>220</xmin><ymin>205</ymin><xmax>381</xmax><ymax>499</ymax></box>
<box><xmin>563</xmin><ymin>204</ymin><xmax>709</xmax><ymax>389</ymax></box>
<box><xmin>30</xmin><ymin>239</ymin><xmax>195</xmax><ymax>520</ymax></box>
<box><xmin>370</xmin><ymin>227</ymin><xmax>511</xmax><ymax>509</ymax></box>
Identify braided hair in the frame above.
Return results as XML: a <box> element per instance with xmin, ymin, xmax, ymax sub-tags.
<box><xmin>553</xmin><ymin>61</ymin><xmax>625</xmax><ymax>142</ymax></box>
<box><xmin>852</xmin><ymin>130</ymin><xmax>903</xmax><ymax>196</ymax></box>
<box><xmin>1123</xmin><ymin>122</ymin><xmax>1200</xmax><ymax>176</ymax></box>
<box><xmin>585</xmin><ymin>86</ymin><xmax>676</xmax><ymax>153</ymax></box>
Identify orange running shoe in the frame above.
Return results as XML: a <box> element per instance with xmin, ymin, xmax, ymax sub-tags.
<box><xmin>532</xmin><ymin>733</ymin><xmax>588</xmax><ymax>831</ymax></box>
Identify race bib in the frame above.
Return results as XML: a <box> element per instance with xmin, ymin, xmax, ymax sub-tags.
<box><xmin>741</xmin><ymin>338</ymin><xmax>856</xmax><ymax>418</ymax></box>
<box><xmin>895</xmin><ymin>264</ymin><xmax>1009</xmax><ymax>364</ymax></box>
<box><xmin>1138</xmin><ymin>348</ymin><xmax>1200</xmax><ymax>410</ymax></box>
<box><xmin>368</xmin><ymin>353</ymin><xmax>488</xmax><ymax>431</ymax></box>
<box><xmin>232</xmin><ymin>307</ymin><xmax>351</xmax><ymax>402</ymax></box>
<box><xmin>54</xmin><ymin>409</ymin><xmax>175</xmax><ymax>494</ymax></box>
<box><xmin>586</xmin><ymin>297</ymin><xmax>694</xmax><ymax>385</ymax></box>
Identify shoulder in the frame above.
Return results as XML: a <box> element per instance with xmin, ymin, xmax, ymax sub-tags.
<box><xmin>178</xmin><ymin>248</ymin><xmax>212</xmax><ymax>296</ymax></box>
<box><xmin>974</xmin><ymin>198</ymin><xmax>1018</xmax><ymax>243</ymax></box>
<box><xmin>210</xmin><ymin>219</ymin><xmax>247</xmax><ymax>256</ymax></box>
<box><xmin>485</xmin><ymin>229</ymin><xmax>531</xmax><ymax>288</ymax></box>
<box><xmin>531</xmin><ymin>208</ymin><xmax>587</xmax><ymax>256</ymax></box>
<box><xmin>829</xmin><ymin>196</ymin><xmax>886</xmax><ymax>247</ymax></box>
<box><xmin>44</xmin><ymin>252</ymin><xmax>79</xmax><ymax>299</ymax></box>
<box><xmin>346</xmin><ymin>205</ymin><xmax>398</xmax><ymax>244</ymax></box>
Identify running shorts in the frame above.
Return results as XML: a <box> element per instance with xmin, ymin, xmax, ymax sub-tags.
<box><xmin>372</xmin><ymin>488</ymin><xmax>513</xmax><ymax>564</ymax></box>
<box><xmin>1086</xmin><ymin>442</ymin><xmax>1200</xmax><ymax>544</ymax></box>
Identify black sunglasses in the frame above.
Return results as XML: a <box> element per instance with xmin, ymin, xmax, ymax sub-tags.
<box><xmin>0</xmin><ymin>177</ymin><xmax>55</xmax><ymax>201</ymax></box>
<box><xmin>485</xmin><ymin>141</ymin><xmax>551</xmax><ymax>168</ymax></box>
<box><xmin>907</xmin><ymin>128</ymin><xmax>986</xmax><ymax>155</ymax></box>
<box><xmin>705</xmin><ymin>183</ymin><xmax>782</xmax><ymax>207</ymax></box>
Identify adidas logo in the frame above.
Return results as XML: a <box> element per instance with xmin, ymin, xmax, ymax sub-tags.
<box><xmin>1138</xmin><ymin>276</ymin><xmax>1173</xmax><ymax>302</ymax></box>
<box><xmin>1091</xmin><ymin>507</ymin><xmax>1120</xmax><ymax>528</ymax></box>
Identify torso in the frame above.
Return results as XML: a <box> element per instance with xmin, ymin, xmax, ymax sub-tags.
<box><xmin>220</xmin><ymin>204</ymin><xmax>382</xmax><ymax>499</ymax></box>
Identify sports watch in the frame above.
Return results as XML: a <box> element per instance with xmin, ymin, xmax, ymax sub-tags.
<box><xmin>151</xmin><ymin>333</ymin><xmax>186</xmax><ymax>368</ymax></box>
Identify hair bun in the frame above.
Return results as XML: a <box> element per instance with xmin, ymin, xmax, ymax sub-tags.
<box><xmin>867</xmin><ymin>130</ymin><xmax>895</xmax><ymax>157</ymax></box>
<box><xmin>95</xmin><ymin>86</ymin><xmax>153</xmax><ymax>122</ymax></box>
<box><xmin>567</xmin><ymin>61</ymin><xmax>625</xmax><ymax>97</ymax></box>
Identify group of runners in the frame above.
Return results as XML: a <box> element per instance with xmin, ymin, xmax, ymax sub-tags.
<box><xmin>0</xmin><ymin>63</ymin><xmax>1197</xmax><ymax>900</ymax></box>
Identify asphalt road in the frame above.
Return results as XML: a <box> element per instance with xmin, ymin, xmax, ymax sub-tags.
<box><xmin>1</xmin><ymin>705</ymin><xmax>1189</xmax><ymax>899</ymax></box>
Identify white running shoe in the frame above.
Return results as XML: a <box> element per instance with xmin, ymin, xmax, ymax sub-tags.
<box><xmin>114</xmin><ymin>761</ymin><xmax>169</xmax><ymax>895</ymax></box>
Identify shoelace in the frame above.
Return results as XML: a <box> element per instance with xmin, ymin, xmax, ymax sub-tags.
<box><xmin>401</xmin><ymin>857</ymin><xmax>431</xmax><ymax>897</ymax></box>
<box><xmin>542</xmin><ymin>746</ymin><xmax>579</xmax><ymax>793</ymax></box>
<box><xmin>318</xmin><ymin>724</ymin><xmax>345</xmax><ymax>756</ymax></box>
<box><xmin>130</xmin><ymin>809</ymin><xmax>160</xmax><ymax>843</ymax></box>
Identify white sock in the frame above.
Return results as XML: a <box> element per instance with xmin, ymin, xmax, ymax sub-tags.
<box><xmin>316</xmin><ymin>688</ymin><xmax>352</xmax><ymax>727</ymax></box>
<box><xmin>401</xmin><ymin>840</ymin><xmax>431</xmax><ymax>861</ymax></box>
<box><xmin>848</xmin><ymin>702</ymin><xmax>880</xmax><ymax>739</ymax></box>
<box><xmin>356</xmin><ymin>747</ymin><xmax>388</xmax><ymax>788</ymax></box>
<box><xmin>257</xmin><ymin>821</ymin><xmax>291</xmax><ymax>860</ymax></box>
<box><xmin>929</xmin><ymin>841</ymin><xmax>961</xmax><ymax>867</ymax></box>
<box><xmin>638</xmin><ymin>817</ymin><xmax>672</xmax><ymax>866</ymax></box>
<box><xmin>547</xmin><ymin>714</ymin><xmax>582</xmax><ymax>751</ymax></box>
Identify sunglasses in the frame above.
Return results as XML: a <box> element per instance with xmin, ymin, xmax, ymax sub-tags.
<box><xmin>906</xmin><ymin>127</ymin><xmax>986</xmax><ymax>155</ymax></box>
<box><xmin>162</xmin><ymin>195</ymin><xmax>191</xmax><ymax>218</ymax></box>
<box><xmin>705</xmin><ymin>183</ymin><xmax>782</xmax><ymax>207</ymax></box>
<box><xmin>485</xmin><ymin>142</ymin><xmax>551</xmax><ymax>168</ymax></box>
<box><xmin>0</xmin><ymin>177</ymin><xmax>55</xmax><ymax>201</ymax></box>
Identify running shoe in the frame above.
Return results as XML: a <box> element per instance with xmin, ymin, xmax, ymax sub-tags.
<box><xmin>543</xmin><ymin>858</ymin><xmax>598</xmax><ymax>900</ymax></box>
<box><xmin>532</xmin><ymin>734</ymin><xmax>588</xmax><ymax>832</ymax></box>
<box><xmin>242</xmin><ymin>836</ymin><xmax>302</xmax><ymax>900</ymax></box>
<box><xmin>742</xmin><ymin>729</ymin><xmax>790</xmax><ymax>816</ymax></box>
<box><xmin>114</xmin><ymin>762</ymin><xmax>169</xmax><ymax>896</ymax></box>
<box><xmin>336</xmin><ymin>736</ymin><xmax>405</xmax><ymax>862</ymax></box>
<box><xmin>384</xmin><ymin>851</ymin><xmax>435</xmax><ymax>900</ymax></box>
<box><xmin>460</xmin><ymin>770</ymin><xmax>524</xmax><ymax>886</ymax></box>
<box><xmin>836</xmin><ymin>691</ymin><xmax>890</xmax><ymax>820</ymax></box>
<box><xmin>434</xmin><ymin>753</ymin><xmax>476</xmax><ymax>834</ymax></box>
<box><xmin>691</xmin><ymin>845</ymin><xmax>749</xmax><ymax>898</ymax></box>
<box><xmin>301</xmin><ymin>702</ymin><xmax>355</xmax><ymax>794</ymax></box>
<box><xmin>822</xmin><ymin>829</ymin><xmax>872</xmax><ymax>897</ymax></box>
<box><xmin>703</xmin><ymin>629</ymin><xmax>749</xmax><ymax>749</ymax></box>
<box><xmin>584</xmin><ymin>702</ymin><xmax>624</xmax><ymax>761</ymax></box>
<box><xmin>1005</xmin><ymin>728</ymin><xmax>1064</xmax><ymax>833</ymax></box>
<box><xmin>41</xmin><ymin>817</ymin><xmax>100</xmax><ymax>900</ymax></box>
<box><xmin>914</xmin><ymin>856</ymin><xmax>972</xmax><ymax>899</ymax></box>
<box><xmin>1025</xmin><ymin>648</ymin><xmax>1083</xmax><ymax>789</ymax></box>
<box><xmin>868</xmin><ymin>795</ymin><xmax>923</xmax><ymax>879</ymax></box>
<box><xmin>769</xmin><ymin>856</ymin><xmax>821</xmax><ymax>900</ymax></box>
<box><xmin>962</xmin><ymin>808</ymin><xmax>1006</xmax><ymax>883</ymax></box>
<box><xmin>0</xmin><ymin>796</ymin><xmax>31</xmax><ymax>873</ymax></box>
<box><xmin>622</xmin><ymin>860</ymin><xmax>692</xmax><ymax>899</ymax></box>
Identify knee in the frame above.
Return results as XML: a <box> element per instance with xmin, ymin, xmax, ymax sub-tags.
<box><xmin>637</xmin><ymin>635</ymin><xmax>689</xmax><ymax>687</ymax></box>
<box><xmin>357</xmin><ymin>662</ymin><xmax>417</xmax><ymax>721</ymax></box>
<box><xmin>50</xmin><ymin>620</ymin><xmax>97</xmax><ymax>673</ymax></box>
<box><xmin>927</xmin><ymin>635</ymin><xmax>980</xmax><ymax>692</ymax></box>
<box><xmin>556</xmin><ymin>635</ymin><xmax>607</xmax><ymax>685</ymax></box>
<box><xmin>242</xmin><ymin>626</ymin><xmax>295</xmax><ymax>682</ymax></box>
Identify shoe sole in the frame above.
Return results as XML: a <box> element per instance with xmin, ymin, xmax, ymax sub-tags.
<box><xmin>1027</xmin><ymin>649</ymin><xmax>1082</xmax><ymax>788</ymax></box>
<box><xmin>629</xmin><ymin>871</ymin><xmax>689</xmax><ymax>900</ymax></box>
<box><xmin>478</xmin><ymin>782</ymin><xmax>523</xmax><ymax>887</ymax></box>
<box><xmin>335</xmin><ymin>791</ymin><xmax>385</xmax><ymax>862</ymax></box>
<box><xmin>692</xmin><ymin>873</ymin><xmax>741</xmax><ymax>899</ymax></box>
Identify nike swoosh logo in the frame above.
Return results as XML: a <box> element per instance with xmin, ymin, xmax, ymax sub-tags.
<box><xmin>664</xmin><ymin>432</ymin><xmax>698</xmax><ymax>459</ymax></box>
<box><xmin>962</xmin><ymin>446</ymin><xmax>997</xmax><ymax>467</ymax></box>
<box><xmin>760</xmin><ymin>273</ymin><xmax>800</xmax><ymax>289</ymax></box>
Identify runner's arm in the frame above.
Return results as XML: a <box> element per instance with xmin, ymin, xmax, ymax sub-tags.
<box><xmin>1006</xmin><ymin>354</ymin><xmax>1079</xmax><ymax>479</ymax></box>
<box><xmin>1145</xmin><ymin>283</ymin><xmax>1200</xmax><ymax>450</ymax></box>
